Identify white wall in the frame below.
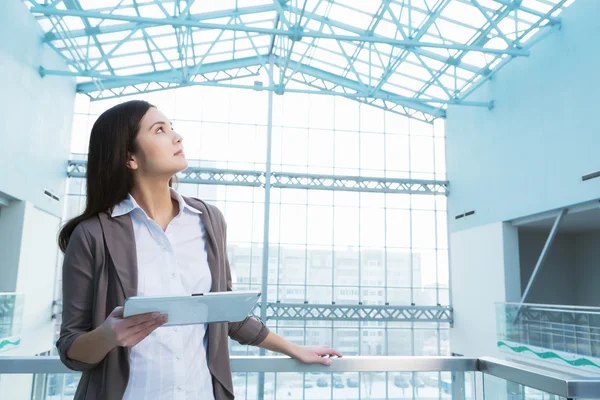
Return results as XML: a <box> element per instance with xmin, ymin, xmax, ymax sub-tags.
<box><xmin>14</xmin><ymin>203</ymin><xmax>61</xmax><ymax>356</ymax></box>
<box><xmin>446</xmin><ymin>0</ymin><xmax>600</xmax><ymax>234</ymax></box>
<box><xmin>449</xmin><ymin>222</ymin><xmax>520</xmax><ymax>358</ymax></box>
<box><xmin>0</xmin><ymin>0</ymin><xmax>75</xmax><ymax>218</ymax></box>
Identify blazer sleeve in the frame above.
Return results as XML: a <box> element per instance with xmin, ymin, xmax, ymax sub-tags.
<box><xmin>55</xmin><ymin>223</ymin><xmax>101</xmax><ymax>371</ymax></box>
<box><xmin>223</xmin><ymin>216</ymin><xmax>270</xmax><ymax>346</ymax></box>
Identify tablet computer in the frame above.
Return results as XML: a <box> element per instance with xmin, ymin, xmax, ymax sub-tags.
<box><xmin>123</xmin><ymin>290</ymin><xmax>261</xmax><ymax>326</ymax></box>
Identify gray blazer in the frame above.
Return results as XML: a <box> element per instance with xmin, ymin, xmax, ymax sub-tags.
<box><xmin>56</xmin><ymin>197</ymin><xmax>270</xmax><ymax>400</ymax></box>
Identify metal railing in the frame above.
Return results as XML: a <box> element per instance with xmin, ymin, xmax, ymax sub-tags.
<box><xmin>497</xmin><ymin>302</ymin><xmax>600</xmax><ymax>367</ymax></box>
<box><xmin>1</xmin><ymin>356</ymin><xmax>599</xmax><ymax>398</ymax></box>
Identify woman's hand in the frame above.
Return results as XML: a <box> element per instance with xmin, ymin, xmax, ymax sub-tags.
<box><xmin>257</xmin><ymin>332</ymin><xmax>343</xmax><ymax>365</ymax></box>
<box><xmin>98</xmin><ymin>306</ymin><xmax>167</xmax><ymax>348</ymax></box>
<box><xmin>291</xmin><ymin>345</ymin><xmax>343</xmax><ymax>366</ymax></box>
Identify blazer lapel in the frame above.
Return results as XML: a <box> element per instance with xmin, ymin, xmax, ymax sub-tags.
<box><xmin>184</xmin><ymin>197</ymin><xmax>222</xmax><ymax>292</ymax></box>
<box><xmin>97</xmin><ymin>212</ymin><xmax>138</xmax><ymax>299</ymax></box>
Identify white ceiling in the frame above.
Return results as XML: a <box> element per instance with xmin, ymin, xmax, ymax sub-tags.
<box><xmin>516</xmin><ymin>205</ymin><xmax>600</xmax><ymax>232</ymax></box>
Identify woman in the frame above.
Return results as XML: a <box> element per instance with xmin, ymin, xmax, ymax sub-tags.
<box><xmin>57</xmin><ymin>100</ymin><xmax>342</xmax><ymax>399</ymax></box>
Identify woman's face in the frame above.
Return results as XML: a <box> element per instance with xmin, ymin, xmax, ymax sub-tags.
<box><xmin>128</xmin><ymin>107</ymin><xmax>188</xmax><ymax>178</ymax></box>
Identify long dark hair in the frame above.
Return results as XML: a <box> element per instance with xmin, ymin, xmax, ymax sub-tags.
<box><xmin>58</xmin><ymin>100</ymin><xmax>154</xmax><ymax>253</ymax></box>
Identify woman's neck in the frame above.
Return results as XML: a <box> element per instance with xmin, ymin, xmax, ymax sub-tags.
<box><xmin>130</xmin><ymin>180</ymin><xmax>178</xmax><ymax>230</ymax></box>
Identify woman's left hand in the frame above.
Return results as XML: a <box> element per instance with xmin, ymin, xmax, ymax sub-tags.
<box><xmin>291</xmin><ymin>345</ymin><xmax>343</xmax><ymax>365</ymax></box>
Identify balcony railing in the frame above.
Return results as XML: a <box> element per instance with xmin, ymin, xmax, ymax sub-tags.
<box><xmin>0</xmin><ymin>293</ymin><xmax>24</xmax><ymax>353</ymax></box>
<box><xmin>497</xmin><ymin>302</ymin><xmax>600</xmax><ymax>370</ymax></box>
<box><xmin>1</xmin><ymin>356</ymin><xmax>599</xmax><ymax>399</ymax></box>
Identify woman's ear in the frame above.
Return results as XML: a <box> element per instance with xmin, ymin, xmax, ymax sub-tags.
<box><xmin>126</xmin><ymin>152</ymin><xmax>138</xmax><ymax>170</ymax></box>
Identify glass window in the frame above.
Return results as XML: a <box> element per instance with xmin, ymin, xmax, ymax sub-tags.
<box><xmin>64</xmin><ymin>87</ymin><xmax>451</xmax><ymax>396</ymax></box>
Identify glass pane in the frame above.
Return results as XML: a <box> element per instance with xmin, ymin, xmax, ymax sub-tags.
<box><xmin>483</xmin><ymin>374</ymin><xmax>567</xmax><ymax>400</ymax></box>
<box><xmin>496</xmin><ymin>303</ymin><xmax>600</xmax><ymax>360</ymax></box>
<box><xmin>0</xmin><ymin>293</ymin><xmax>24</xmax><ymax>350</ymax></box>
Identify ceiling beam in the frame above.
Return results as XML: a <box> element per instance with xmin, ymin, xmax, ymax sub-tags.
<box><xmin>42</xmin><ymin>4</ymin><xmax>277</xmax><ymax>41</ymax></box>
<box><xmin>30</xmin><ymin>6</ymin><xmax>529</xmax><ymax>56</ymax></box>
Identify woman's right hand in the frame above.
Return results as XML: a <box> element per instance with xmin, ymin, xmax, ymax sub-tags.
<box><xmin>99</xmin><ymin>306</ymin><xmax>168</xmax><ymax>348</ymax></box>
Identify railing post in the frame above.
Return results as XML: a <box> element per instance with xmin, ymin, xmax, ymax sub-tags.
<box><xmin>451</xmin><ymin>370</ymin><xmax>466</xmax><ymax>400</ymax></box>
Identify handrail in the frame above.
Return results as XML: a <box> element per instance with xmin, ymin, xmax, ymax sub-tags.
<box><xmin>231</xmin><ymin>356</ymin><xmax>477</xmax><ymax>373</ymax></box>
<box><xmin>478</xmin><ymin>357</ymin><xmax>599</xmax><ymax>398</ymax></box>
<box><xmin>1</xmin><ymin>356</ymin><xmax>599</xmax><ymax>398</ymax></box>
<box><xmin>0</xmin><ymin>356</ymin><xmax>477</xmax><ymax>374</ymax></box>
<box><xmin>500</xmin><ymin>301</ymin><xmax>600</xmax><ymax>312</ymax></box>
